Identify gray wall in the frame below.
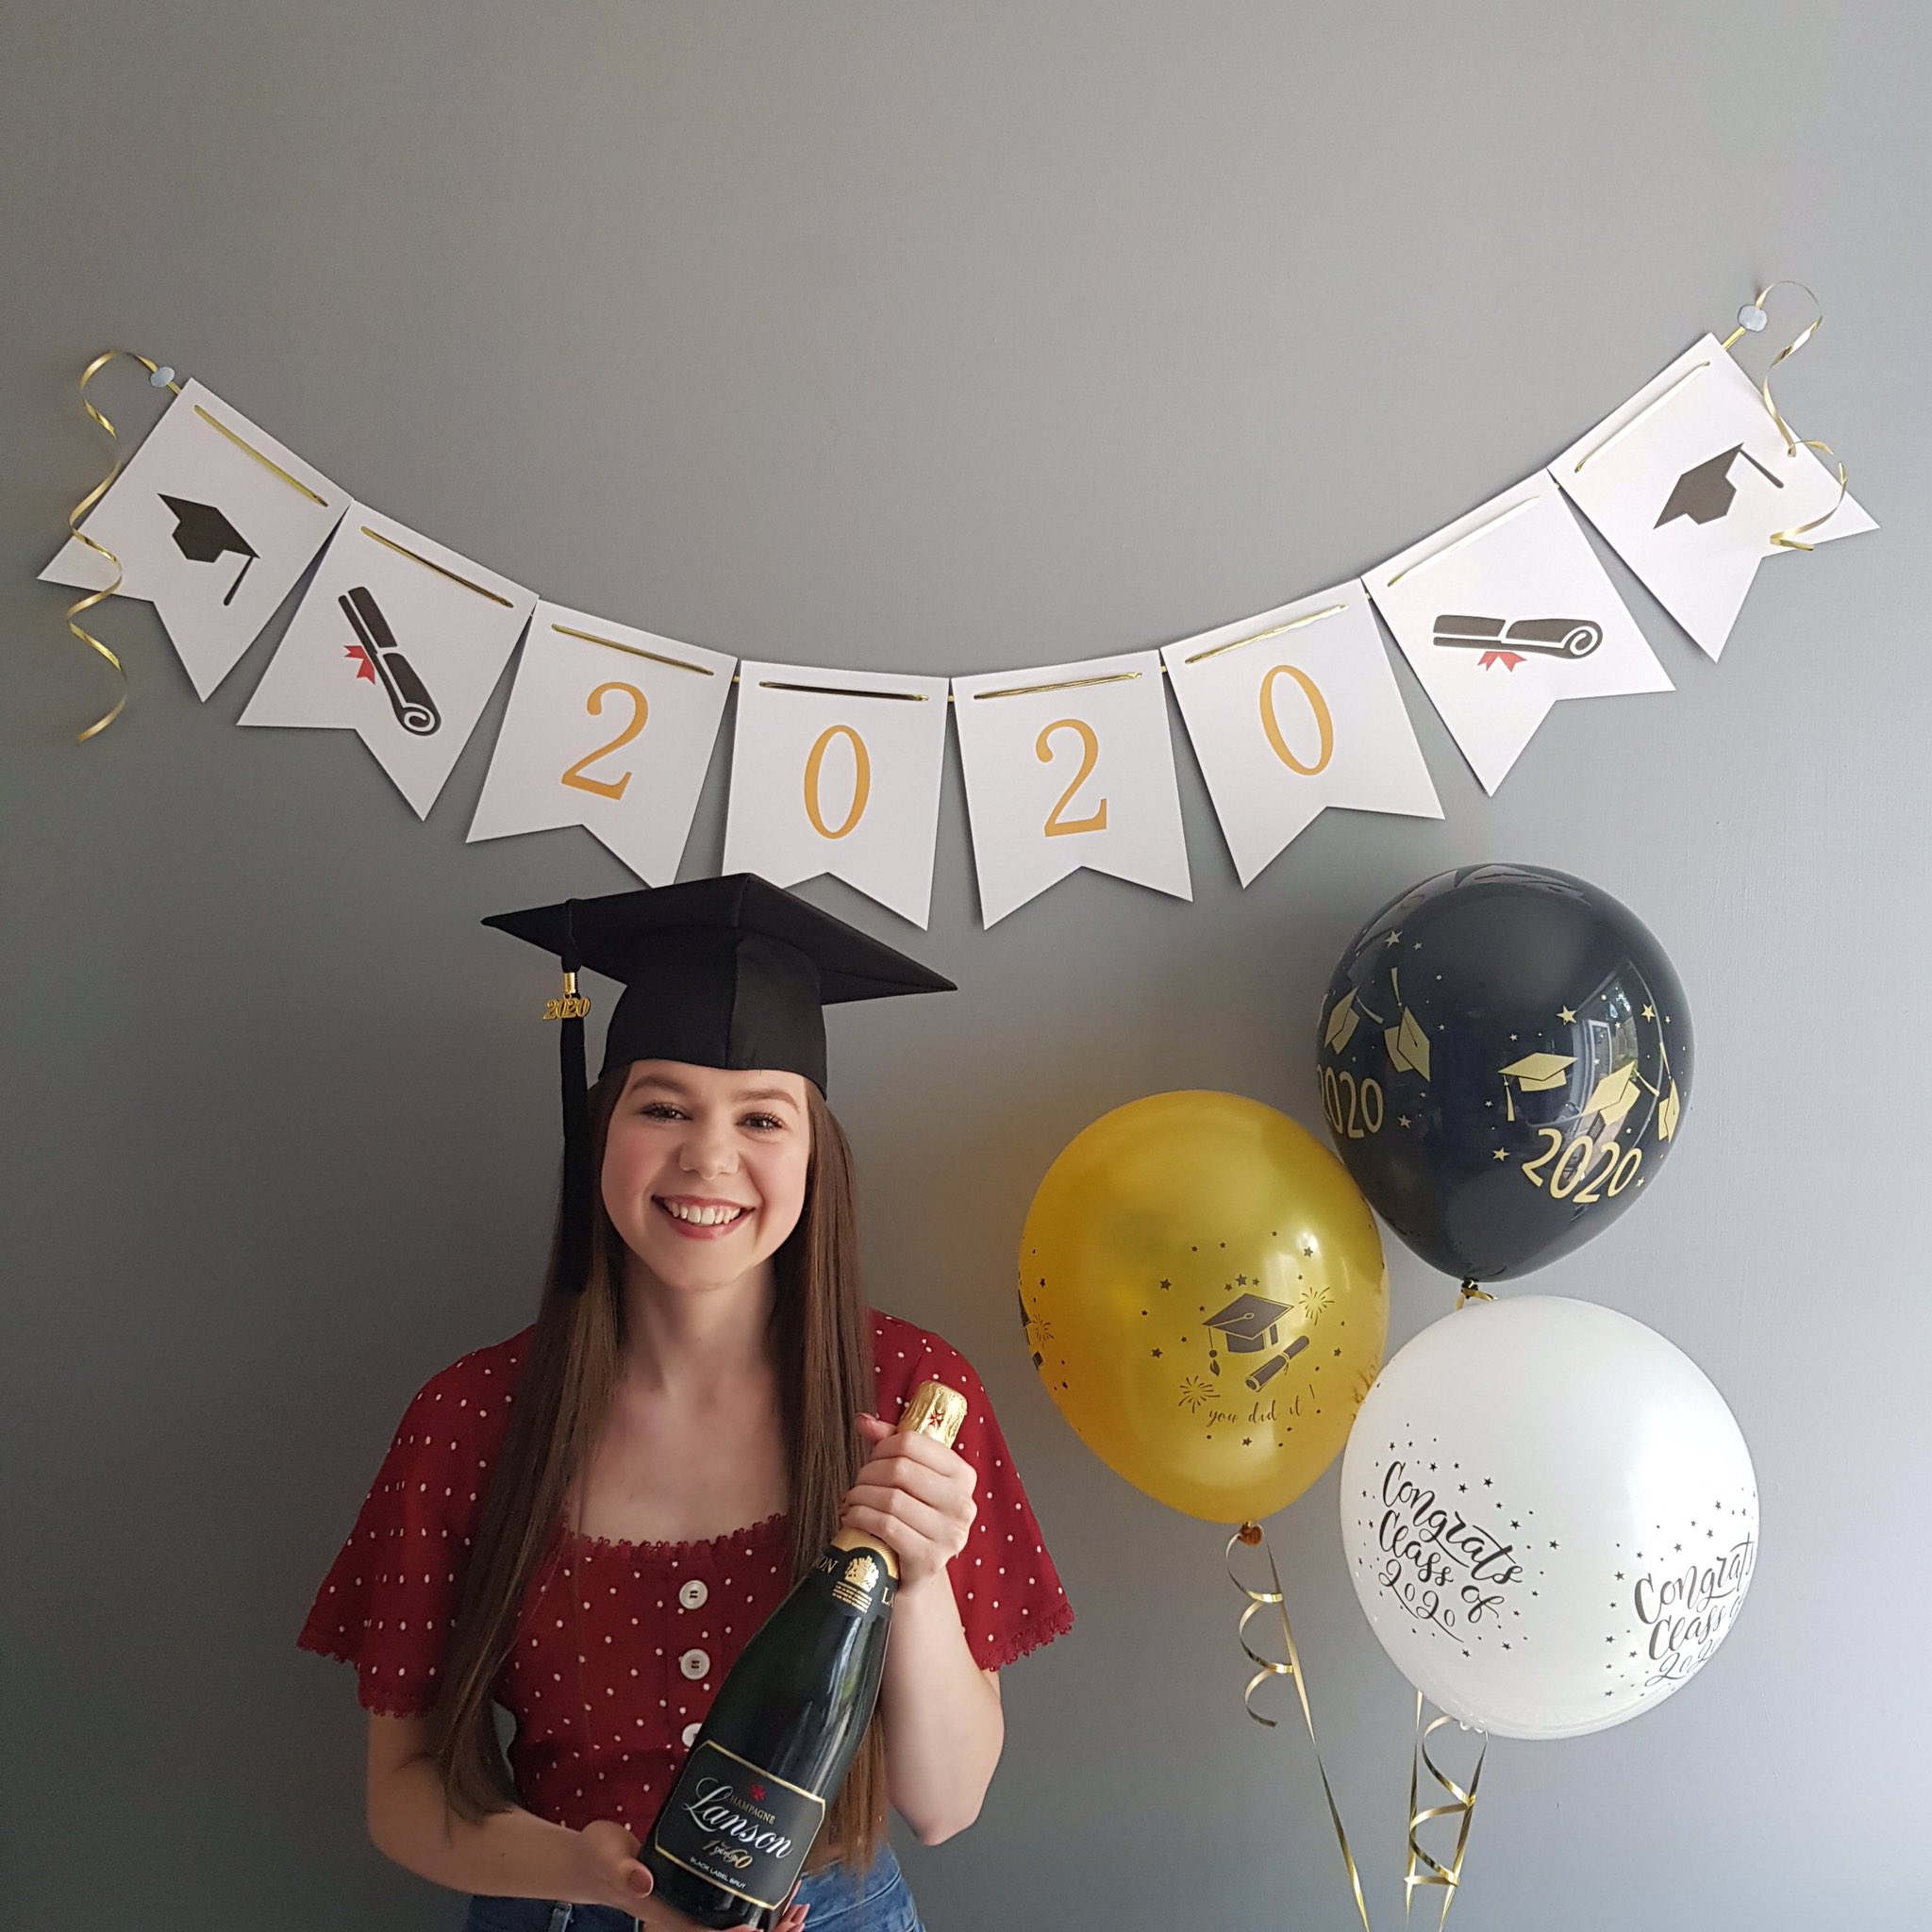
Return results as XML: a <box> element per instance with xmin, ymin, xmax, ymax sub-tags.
<box><xmin>5</xmin><ymin>4</ymin><xmax>1925</xmax><ymax>1926</ymax></box>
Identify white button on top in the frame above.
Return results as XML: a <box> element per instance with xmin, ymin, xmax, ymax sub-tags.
<box><xmin>678</xmin><ymin>1648</ymin><xmax>710</xmax><ymax>1680</ymax></box>
<box><xmin>678</xmin><ymin>1579</ymin><xmax>708</xmax><ymax>1610</ymax></box>
<box><xmin>681</xmin><ymin>1722</ymin><xmax>702</xmax><ymax>1747</ymax></box>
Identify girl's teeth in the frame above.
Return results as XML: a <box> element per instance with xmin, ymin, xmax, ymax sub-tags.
<box><xmin>665</xmin><ymin>1202</ymin><xmax>746</xmax><ymax>1226</ymax></box>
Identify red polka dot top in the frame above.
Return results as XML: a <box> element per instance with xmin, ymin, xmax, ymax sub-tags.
<box><xmin>297</xmin><ymin>1309</ymin><xmax>1074</xmax><ymax>1836</ymax></box>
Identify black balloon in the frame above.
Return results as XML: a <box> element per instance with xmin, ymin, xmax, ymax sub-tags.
<box><xmin>1316</xmin><ymin>864</ymin><xmax>1691</xmax><ymax>1283</ymax></box>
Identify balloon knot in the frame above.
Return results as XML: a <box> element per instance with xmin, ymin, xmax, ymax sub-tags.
<box><xmin>1237</xmin><ymin>1522</ymin><xmax>1264</xmax><ymax>1545</ymax></box>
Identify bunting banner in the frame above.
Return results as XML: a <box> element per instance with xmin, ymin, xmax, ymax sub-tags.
<box><xmin>239</xmin><ymin>509</ymin><xmax>536</xmax><ymax>818</ymax></box>
<box><xmin>1160</xmin><ymin>581</ymin><xmax>1441</xmax><ymax>887</ymax></box>
<box><xmin>722</xmin><ymin>662</ymin><xmax>951</xmax><ymax>929</ymax></box>
<box><xmin>43</xmin><ymin>290</ymin><xmax>1877</xmax><ymax>928</ymax></box>
<box><xmin>951</xmin><ymin>650</ymin><xmax>1191</xmax><ymax>927</ymax></box>
<box><xmin>467</xmin><ymin>603</ymin><xmax>736</xmax><ymax>885</ymax></box>
<box><xmin>1554</xmin><ymin>333</ymin><xmax>1876</xmax><ymax>660</ymax></box>
<box><xmin>39</xmin><ymin>378</ymin><xmax>349</xmax><ymax>699</ymax></box>
<box><xmin>1367</xmin><ymin>475</ymin><xmax>1674</xmax><ymax>796</ymax></box>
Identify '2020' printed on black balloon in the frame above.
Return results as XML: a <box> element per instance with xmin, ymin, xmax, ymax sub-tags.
<box><xmin>1316</xmin><ymin>864</ymin><xmax>1691</xmax><ymax>1282</ymax></box>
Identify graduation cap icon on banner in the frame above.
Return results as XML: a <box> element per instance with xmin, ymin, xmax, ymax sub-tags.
<box><xmin>1655</xmin><ymin>445</ymin><xmax>1785</xmax><ymax>529</ymax></box>
<box><xmin>159</xmin><ymin>494</ymin><xmax>258</xmax><ymax>605</ymax></box>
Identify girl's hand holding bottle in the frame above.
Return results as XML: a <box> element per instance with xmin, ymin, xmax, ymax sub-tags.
<box><xmin>573</xmin><ymin>1821</ymin><xmax>809</xmax><ymax>1931</ymax></box>
<box><xmin>841</xmin><ymin>1411</ymin><xmax>978</xmax><ymax>1590</ymax></box>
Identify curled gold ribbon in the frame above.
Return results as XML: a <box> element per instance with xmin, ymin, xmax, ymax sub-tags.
<box><xmin>1405</xmin><ymin>1695</ymin><xmax>1485</xmax><ymax>1927</ymax></box>
<box><xmin>1227</xmin><ymin>1522</ymin><xmax>1373</xmax><ymax>1932</ymax></box>
<box><xmin>1720</xmin><ymin>282</ymin><xmax>1850</xmax><ymax>552</ymax></box>
<box><xmin>60</xmin><ymin>349</ymin><xmax>180</xmax><ymax>741</ymax></box>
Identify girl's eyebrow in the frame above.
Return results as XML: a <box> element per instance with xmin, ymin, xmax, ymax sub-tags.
<box><xmin>630</xmin><ymin>1074</ymin><xmax>799</xmax><ymax>1108</ymax></box>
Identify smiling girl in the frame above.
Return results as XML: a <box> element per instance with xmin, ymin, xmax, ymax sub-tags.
<box><xmin>298</xmin><ymin>877</ymin><xmax>1074</xmax><ymax>1932</ymax></box>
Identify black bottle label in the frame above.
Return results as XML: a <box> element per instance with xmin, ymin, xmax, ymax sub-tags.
<box><xmin>650</xmin><ymin>1739</ymin><xmax>826</xmax><ymax>1911</ymax></box>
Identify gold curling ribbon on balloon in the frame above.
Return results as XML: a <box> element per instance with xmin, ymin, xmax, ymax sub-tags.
<box><xmin>59</xmin><ymin>349</ymin><xmax>181</xmax><ymax>741</ymax></box>
<box><xmin>1719</xmin><ymin>281</ymin><xmax>1849</xmax><ymax>553</ymax></box>
<box><xmin>1227</xmin><ymin>1522</ymin><xmax>1373</xmax><ymax>1932</ymax></box>
<box><xmin>1404</xmin><ymin>1694</ymin><xmax>1486</xmax><ymax>1928</ymax></box>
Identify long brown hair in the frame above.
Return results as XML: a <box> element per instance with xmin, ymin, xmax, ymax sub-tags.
<box><xmin>425</xmin><ymin>1069</ymin><xmax>889</xmax><ymax>1871</ymax></box>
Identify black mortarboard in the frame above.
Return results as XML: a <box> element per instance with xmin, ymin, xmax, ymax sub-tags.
<box><xmin>1654</xmin><ymin>445</ymin><xmax>1784</xmax><ymax>529</ymax></box>
<box><xmin>484</xmin><ymin>874</ymin><xmax>956</xmax><ymax>1292</ymax></box>
<box><xmin>1204</xmin><ymin>1292</ymin><xmax>1293</xmax><ymax>1352</ymax></box>
<box><xmin>158</xmin><ymin>494</ymin><xmax>258</xmax><ymax>605</ymax></box>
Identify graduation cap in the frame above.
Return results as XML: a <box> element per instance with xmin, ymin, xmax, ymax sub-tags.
<box><xmin>1204</xmin><ymin>1291</ymin><xmax>1294</xmax><ymax>1354</ymax></box>
<box><xmin>1655</xmin><ymin>446</ymin><xmax>1783</xmax><ymax>528</ymax></box>
<box><xmin>485</xmin><ymin>874</ymin><xmax>956</xmax><ymax>1292</ymax></box>
<box><xmin>158</xmin><ymin>494</ymin><xmax>258</xmax><ymax>605</ymax></box>
<box><xmin>1497</xmin><ymin>1049</ymin><xmax>1576</xmax><ymax>1121</ymax></box>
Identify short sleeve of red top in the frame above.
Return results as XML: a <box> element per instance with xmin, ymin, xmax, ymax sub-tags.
<box><xmin>298</xmin><ymin>1309</ymin><xmax>1074</xmax><ymax>1834</ymax></box>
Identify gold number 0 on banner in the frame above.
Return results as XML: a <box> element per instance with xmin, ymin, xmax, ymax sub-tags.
<box><xmin>1259</xmin><ymin>663</ymin><xmax>1334</xmax><ymax>776</ymax></box>
<box><xmin>804</xmin><ymin>724</ymin><xmax>873</xmax><ymax>840</ymax></box>
<box><xmin>1038</xmin><ymin>718</ymin><xmax>1108</xmax><ymax>837</ymax></box>
<box><xmin>559</xmin><ymin>682</ymin><xmax>648</xmax><ymax>801</ymax></box>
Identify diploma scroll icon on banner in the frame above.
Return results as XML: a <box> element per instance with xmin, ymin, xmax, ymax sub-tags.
<box><xmin>40</xmin><ymin>378</ymin><xmax>350</xmax><ymax>699</ymax></box>
<box><xmin>1368</xmin><ymin>475</ymin><xmax>1674</xmax><ymax>796</ymax></box>
<box><xmin>468</xmin><ymin>605</ymin><xmax>737</xmax><ymax>886</ymax></box>
<box><xmin>1160</xmin><ymin>583</ymin><xmax>1441</xmax><ymax>887</ymax></box>
<box><xmin>239</xmin><ymin>510</ymin><xmax>536</xmax><ymax>819</ymax></box>
<box><xmin>722</xmin><ymin>662</ymin><xmax>952</xmax><ymax>929</ymax></box>
<box><xmin>951</xmin><ymin>651</ymin><xmax>1191</xmax><ymax>926</ymax></box>
<box><xmin>1555</xmin><ymin>334</ymin><xmax>1876</xmax><ymax>661</ymax></box>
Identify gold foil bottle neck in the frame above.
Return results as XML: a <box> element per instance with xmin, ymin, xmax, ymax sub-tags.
<box><xmin>900</xmin><ymin>1378</ymin><xmax>967</xmax><ymax>1449</ymax></box>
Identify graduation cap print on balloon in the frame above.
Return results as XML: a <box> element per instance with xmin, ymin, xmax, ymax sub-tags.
<box><xmin>485</xmin><ymin>873</ymin><xmax>956</xmax><ymax>1294</ymax></box>
<box><xmin>158</xmin><ymin>495</ymin><xmax>258</xmax><ymax>605</ymax></box>
<box><xmin>1317</xmin><ymin>862</ymin><xmax>1692</xmax><ymax>1286</ymax></box>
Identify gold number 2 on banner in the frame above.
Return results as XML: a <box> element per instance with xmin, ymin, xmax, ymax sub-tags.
<box><xmin>1259</xmin><ymin>663</ymin><xmax>1334</xmax><ymax>776</ymax></box>
<box><xmin>804</xmin><ymin>724</ymin><xmax>873</xmax><ymax>840</ymax></box>
<box><xmin>559</xmin><ymin>682</ymin><xmax>648</xmax><ymax>801</ymax></box>
<box><xmin>1038</xmin><ymin>718</ymin><xmax>1108</xmax><ymax>837</ymax></box>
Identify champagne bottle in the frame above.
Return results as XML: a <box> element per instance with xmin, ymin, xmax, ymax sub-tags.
<box><xmin>641</xmin><ymin>1380</ymin><xmax>967</xmax><ymax>1928</ymax></box>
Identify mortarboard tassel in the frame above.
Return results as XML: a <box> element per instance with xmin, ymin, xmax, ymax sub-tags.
<box><xmin>545</xmin><ymin>900</ymin><xmax>594</xmax><ymax>1296</ymax></box>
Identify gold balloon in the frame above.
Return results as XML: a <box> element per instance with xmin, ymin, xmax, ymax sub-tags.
<box><xmin>1019</xmin><ymin>1091</ymin><xmax>1389</xmax><ymax>1523</ymax></box>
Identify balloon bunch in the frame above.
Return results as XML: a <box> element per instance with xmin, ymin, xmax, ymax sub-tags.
<box><xmin>1014</xmin><ymin>862</ymin><xmax>1757</xmax><ymax>1918</ymax></box>
<box><xmin>1317</xmin><ymin>864</ymin><xmax>1755</xmax><ymax>1743</ymax></box>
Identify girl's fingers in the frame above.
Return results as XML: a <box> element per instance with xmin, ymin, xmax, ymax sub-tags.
<box><xmin>840</xmin><ymin>1502</ymin><xmax>920</xmax><ymax>1567</ymax></box>
<box><xmin>843</xmin><ymin>1484</ymin><xmax>953</xmax><ymax>1547</ymax></box>
<box><xmin>852</xmin><ymin>1448</ymin><xmax>966</xmax><ymax>1514</ymax></box>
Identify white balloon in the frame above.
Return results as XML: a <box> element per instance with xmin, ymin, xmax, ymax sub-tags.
<box><xmin>1339</xmin><ymin>1296</ymin><xmax>1757</xmax><ymax>1740</ymax></box>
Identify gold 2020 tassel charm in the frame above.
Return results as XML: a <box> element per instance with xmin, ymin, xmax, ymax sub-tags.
<box><xmin>542</xmin><ymin>970</ymin><xmax>591</xmax><ymax>1022</ymax></box>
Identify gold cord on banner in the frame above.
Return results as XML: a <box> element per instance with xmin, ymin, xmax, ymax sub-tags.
<box><xmin>1383</xmin><ymin>497</ymin><xmax>1536</xmax><ymax>590</ymax></box>
<box><xmin>1226</xmin><ymin>1522</ymin><xmax>1373</xmax><ymax>1932</ymax></box>
<box><xmin>60</xmin><ymin>349</ymin><xmax>181</xmax><ymax>741</ymax></box>
<box><xmin>1405</xmin><ymin>1695</ymin><xmax>1485</xmax><ymax>1927</ymax></box>
<box><xmin>1719</xmin><ymin>280</ymin><xmax>1850</xmax><ymax>551</ymax></box>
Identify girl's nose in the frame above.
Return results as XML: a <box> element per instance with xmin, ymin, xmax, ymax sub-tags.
<box><xmin>678</xmin><ymin>1116</ymin><xmax>740</xmax><ymax>1177</ymax></box>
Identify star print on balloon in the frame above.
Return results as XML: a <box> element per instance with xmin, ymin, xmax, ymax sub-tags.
<box><xmin>1316</xmin><ymin>863</ymin><xmax>1692</xmax><ymax>1283</ymax></box>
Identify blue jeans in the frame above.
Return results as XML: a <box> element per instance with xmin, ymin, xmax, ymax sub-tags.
<box><xmin>460</xmin><ymin>1844</ymin><xmax>924</xmax><ymax>1932</ymax></box>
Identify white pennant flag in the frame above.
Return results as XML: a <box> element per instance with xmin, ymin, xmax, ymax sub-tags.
<box><xmin>239</xmin><ymin>509</ymin><xmax>536</xmax><ymax>818</ymax></box>
<box><xmin>1160</xmin><ymin>580</ymin><xmax>1441</xmax><ymax>886</ymax></box>
<box><xmin>1554</xmin><ymin>334</ymin><xmax>1876</xmax><ymax>660</ymax></box>
<box><xmin>468</xmin><ymin>603</ymin><xmax>735</xmax><ymax>882</ymax></box>
<box><xmin>951</xmin><ymin>650</ymin><xmax>1191</xmax><ymax>927</ymax></box>
<box><xmin>722</xmin><ymin>662</ymin><xmax>949</xmax><ymax>928</ymax></box>
<box><xmin>40</xmin><ymin>378</ymin><xmax>350</xmax><ymax>698</ymax></box>
<box><xmin>1367</xmin><ymin>474</ymin><xmax>1673</xmax><ymax>796</ymax></box>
